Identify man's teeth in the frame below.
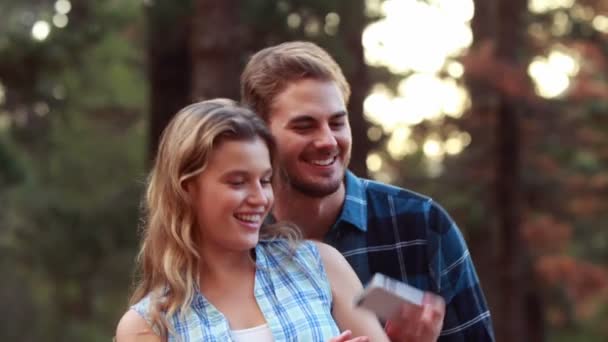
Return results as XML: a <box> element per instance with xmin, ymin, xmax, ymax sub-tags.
<box><xmin>235</xmin><ymin>214</ymin><xmax>262</xmax><ymax>222</ymax></box>
<box><xmin>310</xmin><ymin>157</ymin><xmax>335</xmax><ymax>166</ymax></box>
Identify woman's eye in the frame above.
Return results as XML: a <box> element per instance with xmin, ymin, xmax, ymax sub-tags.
<box><xmin>228</xmin><ymin>180</ymin><xmax>245</xmax><ymax>186</ymax></box>
<box><xmin>261</xmin><ymin>178</ymin><xmax>272</xmax><ymax>185</ymax></box>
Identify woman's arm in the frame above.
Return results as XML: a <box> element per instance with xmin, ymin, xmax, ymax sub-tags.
<box><xmin>313</xmin><ymin>241</ymin><xmax>390</xmax><ymax>342</ymax></box>
<box><xmin>115</xmin><ymin>309</ymin><xmax>161</xmax><ymax>342</ymax></box>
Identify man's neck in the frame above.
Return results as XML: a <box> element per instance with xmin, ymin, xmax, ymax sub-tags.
<box><xmin>272</xmin><ymin>180</ymin><xmax>346</xmax><ymax>240</ymax></box>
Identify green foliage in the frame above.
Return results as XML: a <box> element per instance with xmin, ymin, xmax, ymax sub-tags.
<box><xmin>0</xmin><ymin>1</ymin><xmax>146</xmax><ymax>340</ymax></box>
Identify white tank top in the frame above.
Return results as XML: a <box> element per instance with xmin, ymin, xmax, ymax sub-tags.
<box><xmin>231</xmin><ymin>324</ymin><xmax>274</xmax><ymax>342</ymax></box>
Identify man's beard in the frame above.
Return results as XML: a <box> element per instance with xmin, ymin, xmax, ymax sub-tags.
<box><xmin>278</xmin><ymin>165</ymin><xmax>344</xmax><ymax>198</ymax></box>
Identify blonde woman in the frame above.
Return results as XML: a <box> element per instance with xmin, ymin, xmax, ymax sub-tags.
<box><xmin>115</xmin><ymin>99</ymin><xmax>389</xmax><ymax>342</ymax></box>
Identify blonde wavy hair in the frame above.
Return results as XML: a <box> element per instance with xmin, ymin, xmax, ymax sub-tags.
<box><xmin>129</xmin><ymin>98</ymin><xmax>300</xmax><ymax>340</ymax></box>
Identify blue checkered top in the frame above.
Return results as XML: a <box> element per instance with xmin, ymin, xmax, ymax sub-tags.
<box><xmin>132</xmin><ymin>240</ymin><xmax>340</xmax><ymax>341</ymax></box>
<box><xmin>323</xmin><ymin>171</ymin><xmax>495</xmax><ymax>341</ymax></box>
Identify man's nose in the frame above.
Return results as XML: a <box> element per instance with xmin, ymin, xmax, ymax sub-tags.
<box><xmin>313</xmin><ymin>125</ymin><xmax>338</xmax><ymax>149</ymax></box>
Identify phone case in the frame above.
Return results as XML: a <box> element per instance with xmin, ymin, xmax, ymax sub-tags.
<box><xmin>354</xmin><ymin>273</ymin><xmax>424</xmax><ymax>321</ymax></box>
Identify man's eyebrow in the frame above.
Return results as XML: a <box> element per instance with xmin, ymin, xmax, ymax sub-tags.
<box><xmin>288</xmin><ymin>110</ymin><xmax>348</xmax><ymax>124</ymax></box>
<box><xmin>288</xmin><ymin>115</ymin><xmax>316</xmax><ymax>125</ymax></box>
<box><xmin>330</xmin><ymin>110</ymin><xmax>348</xmax><ymax>119</ymax></box>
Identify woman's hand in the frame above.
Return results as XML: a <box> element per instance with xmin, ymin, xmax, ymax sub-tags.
<box><xmin>328</xmin><ymin>330</ymin><xmax>370</xmax><ymax>342</ymax></box>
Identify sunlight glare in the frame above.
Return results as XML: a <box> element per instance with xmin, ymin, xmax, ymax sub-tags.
<box><xmin>287</xmin><ymin>13</ymin><xmax>301</xmax><ymax>29</ymax></box>
<box><xmin>433</xmin><ymin>0</ymin><xmax>474</xmax><ymax>22</ymax></box>
<box><xmin>398</xmin><ymin>74</ymin><xmax>444</xmax><ymax>121</ymax></box>
<box><xmin>445</xmin><ymin>134</ymin><xmax>467</xmax><ymax>155</ymax></box>
<box><xmin>528</xmin><ymin>57</ymin><xmax>570</xmax><ymax>98</ymax></box>
<box><xmin>529</xmin><ymin>0</ymin><xmax>575</xmax><ymax>14</ymax></box>
<box><xmin>548</xmin><ymin>49</ymin><xmax>579</xmax><ymax>76</ymax></box>
<box><xmin>365</xmin><ymin>0</ymin><xmax>383</xmax><ymax>18</ymax></box>
<box><xmin>53</xmin><ymin>14</ymin><xmax>69</xmax><ymax>28</ymax></box>
<box><xmin>551</xmin><ymin>11</ymin><xmax>571</xmax><ymax>36</ymax></box>
<box><xmin>367</xmin><ymin>126</ymin><xmax>383</xmax><ymax>142</ymax></box>
<box><xmin>571</xmin><ymin>4</ymin><xmax>595</xmax><ymax>21</ymax></box>
<box><xmin>324</xmin><ymin>12</ymin><xmax>340</xmax><ymax>36</ymax></box>
<box><xmin>304</xmin><ymin>18</ymin><xmax>321</xmax><ymax>36</ymax></box>
<box><xmin>528</xmin><ymin>47</ymin><xmax>580</xmax><ymax>98</ymax></box>
<box><xmin>55</xmin><ymin>0</ymin><xmax>72</xmax><ymax>15</ymax></box>
<box><xmin>386</xmin><ymin>126</ymin><xmax>413</xmax><ymax>160</ymax></box>
<box><xmin>364</xmin><ymin>87</ymin><xmax>393</xmax><ymax>125</ymax></box>
<box><xmin>592</xmin><ymin>15</ymin><xmax>608</xmax><ymax>33</ymax></box>
<box><xmin>363</xmin><ymin>0</ymin><xmax>473</xmax><ymax>74</ymax></box>
<box><xmin>440</xmin><ymin>78</ymin><xmax>469</xmax><ymax>118</ymax></box>
<box><xmin>367</xmin><ymin>153</ymin><xmax>383</xmax><ymax>172</ymax></box>
<box><xmin>31</xmin><ymin>21</ymin><xmax>51</xmax><ymax>41</ymax></box>
<box><xmin>423</xmin><ymin>136</ymin><xmax>444</xmax><ymax>158</ymax></box>
<box><xmin>447</xmin><ymin>61</ymin><xmax>464</xmax><ymax>78</ymax></box>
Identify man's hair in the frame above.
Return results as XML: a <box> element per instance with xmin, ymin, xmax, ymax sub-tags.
<box><xmin>240</xmin><ymin>41</ymin><xmax>350</xmax><ymax>121</ymax></box>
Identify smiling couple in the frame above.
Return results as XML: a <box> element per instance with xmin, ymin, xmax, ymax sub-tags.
<box><xmin>116</xmin><ymin>41</ymin><xmax>495</xmax><ymax>342</ymax></box>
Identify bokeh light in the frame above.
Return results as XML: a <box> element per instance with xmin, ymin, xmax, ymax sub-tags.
<box><xmin>31</xmin><ymin>21</ymin><xmax>51</xmax><ymax>41</ymax></box>
<box><xmin>53</xmin><ymin>14</ymin><xmax>69</xmax><ymax>28</ymax></box>
<box><xmin>363</xmin><ymin>0</ymin><xmax>473</xmax><ymax>74</ymax></box>
<box><xmin>55</xmin><ymin>0</ymin><xmax>72</xmax><ymax>15</ymax></box>
<box><xmin>363</xmin><ymin>0</ymin><xmax>475</xmax><ymax>177</ymax></box>
<box><xmin>366</xmin><ymin>153</ymin><xmax>383</xmax><ymax>172</ymax></box>
<box><xmin>528</xmin><ymin>47</ymin><xmax>579</xmax><ymax>98</ymax></box>
<box><xmin>529</xmin><ymin>0</ymin><xmax>575</xmax><ymax>14</ymax></box>
<box><xmin>0</xmin><ymin>83</ymin><xmax>5</xmax><ymax>105</ymax></box>
<box><xmin>592</xmin><ymin>15</ymin><xmax>608</xmax><ymax>33</ymax></box>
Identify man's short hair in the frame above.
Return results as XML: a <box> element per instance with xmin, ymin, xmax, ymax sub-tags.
<box><xmin>240</xmin><ymin>41</ymin><xmax>351</xmax><ymax>121</ymax></box>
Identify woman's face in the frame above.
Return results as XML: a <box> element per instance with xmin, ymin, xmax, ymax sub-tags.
<box><xmin>187</xmin><ymin>137</ymin><xmax>273</xmax><ymax>254</ymax></box>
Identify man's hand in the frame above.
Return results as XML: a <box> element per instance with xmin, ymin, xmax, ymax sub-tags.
<box><xmin>328</xmin><ymin>330</ymin><xmax>370</xmax><ymax>342</ymax></box>
<box><xmin>385</xmin><ymin>292</ymin><xmax>445</xmax><ymax>342</ymax></box>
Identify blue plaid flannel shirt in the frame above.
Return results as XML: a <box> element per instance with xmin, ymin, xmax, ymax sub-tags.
<box><xmin>132</xmin><ymin>240</ymin><xmax>339</xmax><ymax>341</ymax></box>
<box><xmin>323</xmin><ymin>171</ymin><xmax>495</xmax><ymax>341</ymax></box>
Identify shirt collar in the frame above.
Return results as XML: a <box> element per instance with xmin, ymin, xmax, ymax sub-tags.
<box><xmin>334</xmin><ymin>170</ymin><xmax>368</xmax><ymax>232</ymax></box>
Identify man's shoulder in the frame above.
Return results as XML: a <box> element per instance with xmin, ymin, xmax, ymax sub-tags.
<box><xmin>352</xmin><ymin>176</ymin><xmax>456</xmax><ymax>232</ymax></box>
<box><xmin>355</xmin><ymin>176</ymin><xmax>434</xmax><ymax>210</ymax></box>
<box><xmin>364</xmin><ymin>177</ymin><xmax>430</xmax><ymax>200</ymax></box>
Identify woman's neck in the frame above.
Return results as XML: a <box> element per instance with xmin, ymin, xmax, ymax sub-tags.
<box><xmin>198</xmin><ymin>246</ymin><xmax>255</xmax><ymax>286</ymax></box>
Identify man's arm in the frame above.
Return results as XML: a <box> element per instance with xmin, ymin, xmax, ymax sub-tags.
<box><xmin>427</xmin><ymin>202</ymin><xmax>495</xmax><ymax>341</ymax></box>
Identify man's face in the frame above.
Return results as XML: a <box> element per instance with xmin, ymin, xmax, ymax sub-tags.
<box><xmin>267</xmin><ymin>78</ymin><xmax>352</xmax><ymax>197</ymax></box>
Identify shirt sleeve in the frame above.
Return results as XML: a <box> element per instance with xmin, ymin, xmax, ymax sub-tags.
<box><xmin>426</xmin><ymin>201</ymin><xmax>495</xmax><ymax>341</ymax></box>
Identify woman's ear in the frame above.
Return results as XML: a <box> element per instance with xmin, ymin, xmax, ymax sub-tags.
<box><xmin>181</xmin><ymin>177</ymin><xmax>197</xmax><ymax>199</ymax></box>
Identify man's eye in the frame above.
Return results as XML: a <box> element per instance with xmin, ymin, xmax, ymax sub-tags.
<box><xmin>293</xmin><ymin>125</ymin><xmax>313</xmax><ymax>131</ymax></box>
<box><xmin>261</xmin><ymin>178</ymin><xmax>272</xmax><ymax>185</ymax></box>
<box><xmin>228</xmin><ymin>180</ymin><xmax>245</xmax><ymax>186</ymax></box>
<box><xmin>330</xmin><ymin>121</ymin><xmax>345</xmax><ymax>128</ymax></box>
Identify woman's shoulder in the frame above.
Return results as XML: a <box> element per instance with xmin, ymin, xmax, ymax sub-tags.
<box><xmin>115</xmin><ymin>308</ymin><xmax>159</xmax><ymax>342</ymax></box>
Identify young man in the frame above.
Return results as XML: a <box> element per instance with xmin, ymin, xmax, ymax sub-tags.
<box><xmin>241</xmin><ymin>41</ymin><xmax>495</xmax><ymax>341</ymax></box>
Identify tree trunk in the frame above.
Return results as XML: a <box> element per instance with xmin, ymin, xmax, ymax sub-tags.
<box><xmin>190</xmin><ymin>0</ymin><xmax>247</xmax><ymax>101</ymax></box>
<box><xmin>469</xmin><ymin>0</ymin><xmax>544</xmax><ymax>341</ymax></box>
<box><xmin>146</xmin><ymin>1</ymin><xmax>193</xmax><ymax>159</ymax></box>
<box><xmin>337</xmin><ymin>0</ymin><xmax>371</xmax><ymax>178</ymax></box>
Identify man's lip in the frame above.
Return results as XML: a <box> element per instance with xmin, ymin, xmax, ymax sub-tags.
<box><xmin>303</xmin><ymin>155</ymin><xmax>338</xmax><ymax>166</ymax></box>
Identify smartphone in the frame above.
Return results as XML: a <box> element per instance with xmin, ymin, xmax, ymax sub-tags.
<box><xmin>354</xmin><ymin>273</ymin><xmax>424</xmax><ymax>321</ymax></box>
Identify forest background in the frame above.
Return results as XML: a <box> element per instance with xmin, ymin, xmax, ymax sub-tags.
<box><xmin>1</xmin><ymin>0</ymin><xmax>607</xmax><ymax>341</ymax></box>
